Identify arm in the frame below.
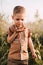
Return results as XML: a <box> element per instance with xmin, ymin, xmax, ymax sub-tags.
<box><xmin>28</xmin><ymin>29</ymin><xmax>35</xmax><ymax>54</ymax></box>
<box><xmin>7</xmin><ymin>25</ymin><xmax>18</xmax><ymax>44</ymax></box>
<box><xmin>28</xmin><ymin>29</ymin><xmax>37</xmax><ymax>58</ymax></box>
<box><xmin>28</xmin><ymin>37</ymin><xmax>35</xmax><ymax>54</ymax></box>
<box><xmin>28</xmin><ymin>37</ymin><xmax>37</xmax><ymax>58</ymax></box>
<box><xmin>7</xmin><ymin>32</ymin><xmax>18</xmax><ymax>44</ymax></box>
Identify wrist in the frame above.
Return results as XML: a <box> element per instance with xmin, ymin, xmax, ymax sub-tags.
<box><xmin>31</xmin><ymin>50</ymin><xmax>35</xmax><ymax>55</ymax></box>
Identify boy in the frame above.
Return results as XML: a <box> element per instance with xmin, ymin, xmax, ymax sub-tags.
<box><xmin>7</xmin><ymin>6</ymin><xmax>37</xmax><ymax>65</ymax></box>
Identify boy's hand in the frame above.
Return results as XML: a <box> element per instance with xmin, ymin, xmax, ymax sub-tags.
<box><xmin>32</xmin><ymin>53</ymin><xmax>37</xmax><ymax>59</ymax></box>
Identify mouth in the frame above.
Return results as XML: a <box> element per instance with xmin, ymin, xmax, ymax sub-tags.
<box><xmin>16</xmin><ymin>22</ymin><xmax>20</xmax><ymax>26</ymax></box>
<box><xmin>15</xmin><ymin>22</ymin><xmax>23</xmax><ymax>28</ymax></box>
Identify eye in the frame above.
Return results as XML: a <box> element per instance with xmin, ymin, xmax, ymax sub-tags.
<box><xmin>21</xmin><ymin>19</ymin><xmax>24</xmax><ymax>21</ymax></box>
<box><xmin>16</xmin><ymin>19</ymin><xmax>20</xmax><ymax>21</ymax></box>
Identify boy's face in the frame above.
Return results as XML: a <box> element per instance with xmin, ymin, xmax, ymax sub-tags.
<box><xmin>12</xmin><ymin>13</ymin><xmax>25</xmax><ymax>26</ymax></box>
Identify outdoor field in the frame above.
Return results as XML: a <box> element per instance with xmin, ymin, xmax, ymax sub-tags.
<box><xmin>0</xmin><ymin>0</ymin><xmax>43</xmax><ymax>65</ymax></box>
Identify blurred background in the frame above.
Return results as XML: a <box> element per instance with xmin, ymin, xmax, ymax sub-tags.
<box><xmin>0</xmin><ymin>0</ymin><xmax>43</xmax><ymax>65</ymax></box>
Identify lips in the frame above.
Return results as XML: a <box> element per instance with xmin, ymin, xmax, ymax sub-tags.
<box><xmin>15</xmin><ymin>22</ymin><xmax>23</xmax><ymax>28</ymax></box>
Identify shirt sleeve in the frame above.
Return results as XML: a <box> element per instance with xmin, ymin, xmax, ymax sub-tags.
<box><xmin>7</xmin><ymin>25</ymin><xmax>15</xmax><ymax>36</ymax></box>
<box><xmin>28</xmin><ymin>29</ymin><xmax>32</xmax><ymax>38</ymax></box>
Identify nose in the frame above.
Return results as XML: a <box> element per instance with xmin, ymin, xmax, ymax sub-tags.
<box><xmin>19</xmin><ymin>20</ymin><xmax>23</xmax><ymax>23</ymax></box>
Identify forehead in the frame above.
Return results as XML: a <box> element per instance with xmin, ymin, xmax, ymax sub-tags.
<box><xmin>14</xmin><ymin>13</ymin><xmax>25</xmax><ymax>19</ymax></box>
